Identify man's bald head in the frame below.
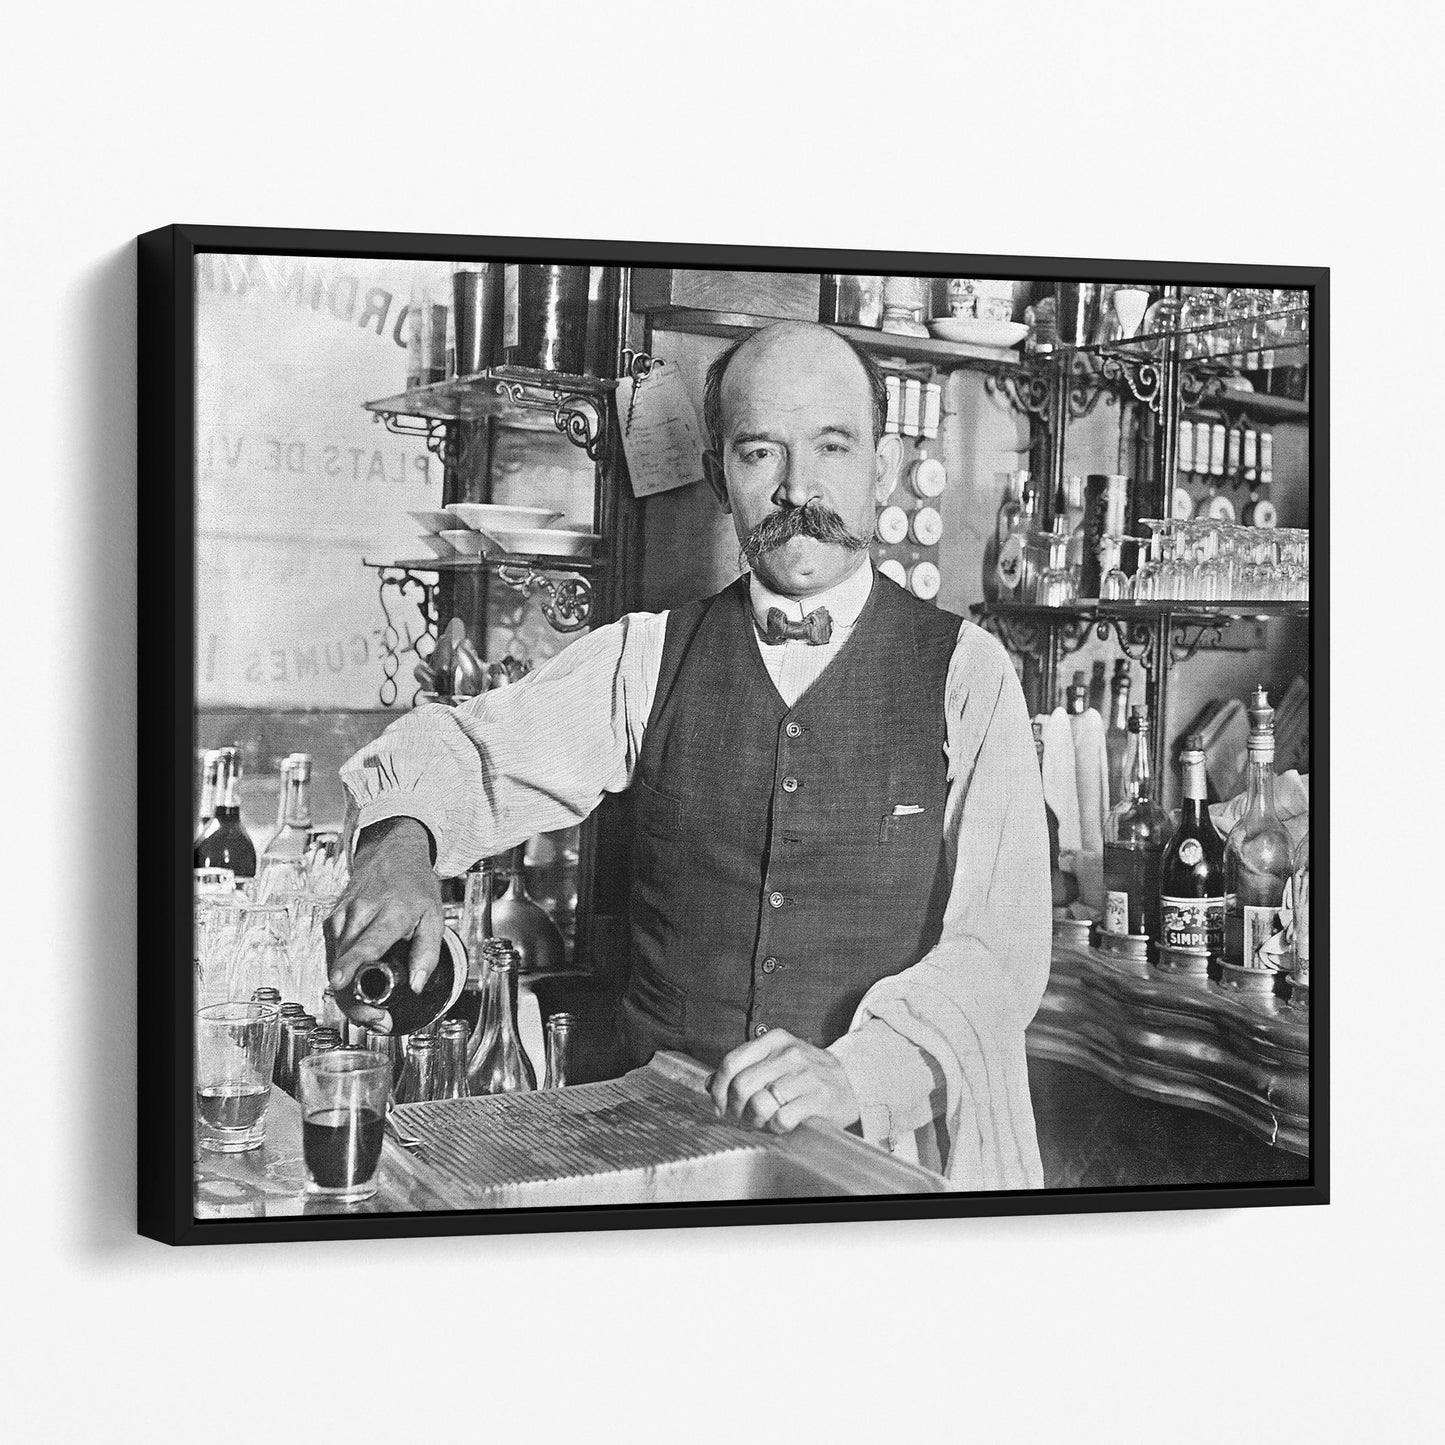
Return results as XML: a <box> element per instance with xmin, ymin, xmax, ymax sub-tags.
<box><xmin>701</xmin><ymin>322</ymin><xmax>889</xmax><ymax>458</ymax></box>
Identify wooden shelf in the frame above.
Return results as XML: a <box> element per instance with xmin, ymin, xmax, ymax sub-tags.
<box><xmin>641</xmin><ymin>306</ymin><xmax>1025</xmax><ymax>371</ymax></box>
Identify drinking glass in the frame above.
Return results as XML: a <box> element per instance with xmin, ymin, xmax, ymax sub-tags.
<box><xmin>1180</xmin><ymin>287</ymin><xmax>1225</xmax><ymax>359</ymax></box>
<box><xmin>286</xmin><ymin>894</ymin><xmax>333</xmax><ymax>1020</ymax></box>
<box><xmin>196</xmin><ymin>891</ymin><xmax>243</xmax><ymax>1006</ymax></box>
<box><xmin>298</xmin><ymin>1050</ymin><xmax>391</xmax><ymax>1203</ymax></box>
<box><xmin>1100</xmin><ymin>536</ymin><xmax>1131</xmax><ymax>600</ymax></box>
<box><xmin>1133</xmin><ymin>521</ymin><xmax>1167</xmax><ymax>601</ymax></box>
<box><xmin>227</xmin><ymin>901</ymin><xmax>297</xmax><ymax>1004</ymax></box>
<box><xmin>195</xmin><ymin>1002</ymin><xmax>280</xmax><ymax>1153</ymax></box>
<box><xmin>257</xmin><ymin>856</ymin><xmax>308</xmax><ymax>904</ymax></box>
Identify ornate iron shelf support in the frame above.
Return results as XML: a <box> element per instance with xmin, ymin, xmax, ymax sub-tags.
<box><xmin>494</xmin><ymin>565</ymin><xmax>594</xmax><ymax>633</ymax></box>
<box><xmin>1099</xmin><ymin>352</ymin><xmax>1165</xmax><ymax>416</ymax></box>
<box><xmin>491</xmin><ymin>381</ymin><xmax>607</xmax><ymax>460</ymax></box>
<box><xmin>985</xmin><ymin>365</ymin><xmax>1054</xmax><ymax>424</ymax></box>
<box><xmin>373</xmin><ymin>566</ymin><xmax>439</xmax><ymax>708</ymax></box>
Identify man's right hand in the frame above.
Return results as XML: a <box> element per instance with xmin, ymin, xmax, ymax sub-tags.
<box><xmin>324</xmin><ymin>816</ymin><xmax>443</xmax><ymax>1033</ymax></box>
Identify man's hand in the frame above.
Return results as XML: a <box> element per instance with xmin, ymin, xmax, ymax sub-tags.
<box><xmin>323</xmin><ymin>816</ymin><xmax>442</xmax><ymax>1033</ymax></box>
<box><xmin>707</xmin><ymin>1029</ymin><xmax>861</xmax><ymax>1135</ymax></box>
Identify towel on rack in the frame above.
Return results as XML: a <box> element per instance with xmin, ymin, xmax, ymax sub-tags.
<box><xmin>1037</xmin><ymin>708</ymin><xmax>1082</xmax><ymax>856</ymax></box>
<box><xmin>1069</xmin><ymin>706</ymin><xmax>1109</xmax><ymax>910</ymax></box>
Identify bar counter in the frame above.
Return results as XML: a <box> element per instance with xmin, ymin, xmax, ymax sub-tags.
<box><xmin>195</xmin><ymin>1053</ymin><xmax>948</xmax><ymax>1220</ymax></box>
<box><xmin>1026</xmin><ymin>933</ymin><xmax>1311</xmax><ymax>1166</ymax></box>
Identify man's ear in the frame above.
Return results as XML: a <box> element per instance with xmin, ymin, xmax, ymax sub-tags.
<box><xmin>702</xmin><ymin>449</ymin><xmax>731</xmax><ymax>513</ymax></box>
<box><xmin>873</xmin><ymin>433</ymin><xmax>903</xmax><ymax>506</ymax></box>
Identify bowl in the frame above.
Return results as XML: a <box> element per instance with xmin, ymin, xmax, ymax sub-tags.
<box><xmin>479</xmin><ymin>527</ymin><xmax>600</xmax><ymax>558</ymax></box>
<box><xmin>408</xmin><ymin>509</ymin><xmax>455</xmax><ymax>533</ymax></box>
<box><xmin>439</xmin><ymin>528</ymin><xmax>499</xmax><ymax>558</ymax></box>
<box><xmin>416</xmin><ymin>534</ymin><xmax>458</xmax><ymax>558</ymax></box>
<box><xmin>927</xmin><ymin>318</ymin><xmax>1029</xmax><ymax>348</ymax></box>
<box><xmin>445</xmin><ymin>502</ymin><xmax>565</xmax><ymax>532</ymax></box>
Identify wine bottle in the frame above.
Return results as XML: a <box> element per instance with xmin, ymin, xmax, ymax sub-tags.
<box><xmin>1102</xmin><ymin>707</ymin><xmax>1170</xmax><ymax>943</ymax></box>
<box><xmin>1222</xmin><ymin>687</ymin><xmax>1294</xmax><ymax>982</ymax></box>
<box><xmin>1088</xmin><ymin>660</ymin><xmax>1107</xmax><ymax>717</ymax></box>
<box><xmin>194</xmin><ymin>747</ymin><xmax>257</xmax><ymax>878</ymax></box>
<box><xmin>262</xmin><ymin>754</ymin><xmax>312</xmax><ymax>862</ymax></box>
<box><xmin>1158</xmin><ymin>734</ymin><xmax>1227</xmax><ymax>970</ymax></box>
<box><xmin>351</xmin><ymin>927</ymin><xmax>468</xmax><ymax>1036</ymax></box>
<box><xmin>1105</xmin><ymin>662</ymin><xmax>1132</xmax><ymax>807</ymax></box>
<box><xmin>196</xmin><ymin>749</ymin><xmax>222</xmax><ymax>842</ymax></box>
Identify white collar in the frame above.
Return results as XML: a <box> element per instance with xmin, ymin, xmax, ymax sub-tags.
<box><xmin>747</xmin><ymin>559</ymin><xmax>875</xmax><ymax>631</ymax></box>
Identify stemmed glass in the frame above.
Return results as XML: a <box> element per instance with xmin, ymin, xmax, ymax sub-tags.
<box><xmin>1133</xmin><ymin>521</ymin><xmax>1167</xmax><ymax>601</ymax></box>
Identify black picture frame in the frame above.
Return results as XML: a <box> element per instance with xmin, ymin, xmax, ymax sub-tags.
<box><xmin>138</xmin><ymin>224</ymin><xmax>1327</xmax><ymax>1246</ymax></box>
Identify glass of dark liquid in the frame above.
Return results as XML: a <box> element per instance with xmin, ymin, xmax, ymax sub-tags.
<box><xmin>195</xmin><ymin>1002</ymin><xmax>280</xmax><ymax>1152</ymax></box>
<box><xmin>297</xmin><ymin>1050</ymin><xmax>390</xmax><ymax>1204</ymax></box>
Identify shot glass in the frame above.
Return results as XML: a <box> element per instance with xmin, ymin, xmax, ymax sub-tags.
<box><xmin>195</xmin><ymin>1002</ymin><xmax>280</xmax><ymax>1153</ymax></box>
<box><xmin>297</xmin><ymin>1050</ymin><xmax>391</xmax><ymax>1203</ymax></box>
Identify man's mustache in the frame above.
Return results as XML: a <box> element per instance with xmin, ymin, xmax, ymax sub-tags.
<box><xmin>738</xmin><ymin>500</ymin><xmax>870</xmax><ymax>571</ymax></box>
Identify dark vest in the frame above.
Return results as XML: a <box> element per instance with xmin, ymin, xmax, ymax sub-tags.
<box><xmin>619</xmin><ymin>570</ymin><xmax>962</xmax><ymax>1070</ymax></box>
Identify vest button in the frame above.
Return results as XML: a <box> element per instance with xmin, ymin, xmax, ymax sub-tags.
<box><xmin>768</xmin><ymin>891</ymin><xmax>785</xmax><ymax>909</ymax></box>
<box><xmin>781</xmin><ymin>776</ymin><xmax>799</xmax><ymax>793</ymax></box>
<box><xmin>761</xmin><ymin>956</ymin><xmax>778</xmax><ymax>974</ymax></box>
<box><xmin>784</xmin><ymin>721</ymin><xmax>803</xmax><ymax>739</ymax></box>
<box><xmin>753</xmin><ymin>1024</ymin><xmax>770</xmax><ymax>1039</ymax></box>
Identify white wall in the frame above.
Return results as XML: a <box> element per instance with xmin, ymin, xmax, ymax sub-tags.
<box><xmin>5</xmin><ymin>2</ymin><xmax>1438</xmax><ymax>1442</ymax></box>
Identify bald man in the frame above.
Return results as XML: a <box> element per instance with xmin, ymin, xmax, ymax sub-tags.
<box><xmin>332</xmin><ymin>322</ymin><xmax>1051</xmax><ymax>1188</ymax></box>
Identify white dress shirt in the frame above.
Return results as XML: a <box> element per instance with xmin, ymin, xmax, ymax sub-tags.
<box><xmin>341</xmin><ymin>564</ymin><xmax>1051</xmax><ymax>1188</ymax></box>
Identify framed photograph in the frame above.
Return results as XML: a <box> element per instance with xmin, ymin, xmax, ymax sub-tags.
<box><xmin>138</xmin><ymin>225</ymin><xmax>1326</xmax><ymax>1245</ymax></box>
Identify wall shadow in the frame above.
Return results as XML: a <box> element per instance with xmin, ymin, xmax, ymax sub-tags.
<box><xmin>69</xmin><ymin>242</ymin><xmax>141</xmax><ymax>1254</ymax></box>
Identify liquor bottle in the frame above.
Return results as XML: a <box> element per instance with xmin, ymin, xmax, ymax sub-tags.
<box><xmin>1088</xmin><ymin>660</ymin><xmax>1107</xmax><ymax>716</ymax></box>
<box><xmin>262</xmin><ymin>754</ymin><xmax>312</xmax><ymax>863</ymax></box>
<box><xmin>1222</xmin><ymin>688</ymin><xmax>1294</xmax><ymax>980</ymax></box>
<box><xmin>1065</xmin><ymin>670</ymin><xmax>1087</xmax><ymax>716</ymax></box>
<box><xmin>466</xmin><ymin>945</ymin><xmax>536</xmax><ymax>1095</ymax></box>
<box><xmin>194</xmin><ymin>747</ymin><xmax>257</xmax><ymax>878</ymax></box>
<box><xmin>1290</xmin><ymin>829</ymin><xmax>1310</xmax><ymax>1000</ymax></box>
<box><xmin>350</xmin><ymin>927</ymin><xmax>468</xmax><ymax>1037</ymax></box>
<box><xmin>1016</xmin><ymin>477</ymin><xmax>1043</xmax><ymax>600</ymax></box>
<box><xmin>196</xmin><ymin>749</ymin><xmax>222</xmax><ymax>842</ymax></box>
<box><xmin>1158</xmin><ymin>734</ymin><xmax>1228</xmax><ymax>968</ymax></box>
<box><xmin>1105</xmin><ymin>663</ymin><xmax>1132</xmax><ymax>807</ymax></box>
<box><xmin>543</xmin><ymin>1012</ymin><xmax>575</xmax><ymax>1090</ymax></box>
<box><xmin>1102</xmin><ymin>707</ymin><xmax>1170</xmax><ymax>942</ymax></box>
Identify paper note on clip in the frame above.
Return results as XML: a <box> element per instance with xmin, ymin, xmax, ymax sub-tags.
<box><xmin>619</xmin><ymin>361</ymin><xmax>707</xmax><ymax>499</ymax></box>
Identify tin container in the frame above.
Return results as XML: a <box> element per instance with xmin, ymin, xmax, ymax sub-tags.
<box><xmin>503</xmin><ymin>264</ymin><xmax>589</xmax><ymax>373</ymax></box>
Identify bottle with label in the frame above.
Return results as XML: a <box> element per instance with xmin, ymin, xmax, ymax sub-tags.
<box><xmin>992</xmin><ymin>471</ymin><xmax>1030</xmax><ymax>600</ymax></box>
<box><xmin>1289</xmin><ymin>828</ymin><xmax>1310</xmax><ymax>999</ymax></box>
<box><xmin>1102</xmin><ymin>707</ymin><xmax>1170</xmax><ymax>942</ymax></box>
<box><xmin>1222</xmin><ymin>687</ymin><xmax>1294</xmax><ymax>981</ymax></box>
<box><xmin>194</xmin><ymin>747</ymin><xmax>257</xmax><ymax>879</ymax></box>
<box><xmin>262</xmin><ymin>754</ymin><xmax>312</xmax><ymax>863</ymax></box>
<box><xmin>196</xmin><ymin>749</ymin><xmax>222</xmax><ymax>842</ymax></box>
<box><xmin>1105</xmin><ymin>662</ymin><xmax>1132</xmax><ymax>807</ymax></box>
<box><xmin>1158</xmin><ymin>734</ymin><xmax>1228</xmax><ymax>969</ymax></box>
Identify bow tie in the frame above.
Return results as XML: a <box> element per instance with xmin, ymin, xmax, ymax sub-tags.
<box><xmin>759</xmin><ymin>605</ymin><xmax>834</xmax><ymax>646</ymax></box>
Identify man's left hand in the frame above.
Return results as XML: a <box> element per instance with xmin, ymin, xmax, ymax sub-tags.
<box><xmin>707</xmin><ymin>1030</ymin><xmax>861</xmax><ymax>1134</ymax></box>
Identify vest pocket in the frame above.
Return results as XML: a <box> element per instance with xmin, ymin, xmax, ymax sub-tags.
<box><xmin>878</xmin><ymin>807</ymin><xmax>928</xmax><ymax>845</ymax></box>
<box><xmin>635</xmin><ymin>776</ymin><xmax>683</xmax><ymax>837</ymax></box>
<box><xmin>621</xmin><ymin>958</ymin><xmax>687</xmax><ymax>1045</ymax></box>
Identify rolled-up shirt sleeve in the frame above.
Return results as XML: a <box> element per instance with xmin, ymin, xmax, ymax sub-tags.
<box><xmin>339</xmin><ymin>611</ymin><xmax>666</xmax><ymax>879</ymax></box>
<box><xmin>829</xmin><ymin>622</ymin><xmax>1052</xmax><ymax>1153</ymax></box>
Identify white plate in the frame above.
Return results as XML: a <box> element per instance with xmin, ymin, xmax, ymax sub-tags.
<box><xmin>408</xmin><ymin>509</ymin><xmax>455</xmax><ymax>533</ymax></box>
<box><xmin>479</xmin><ymin>527</ymin><xmax>600</xmax><ymax>558</ymax></box>
<box><xmin>416</xmin><ymin>534</ymin><xmax>458</xmax><ymax>558</ymax></box>
<box><xmin>445</xmin><ymin>502</ymin><xmax>565</xmax><ymax>532</ymax></box>
<box><xmin>439</xmin><ymin>528</ymin><xmax>499</xmax><ymax>557</ymax></box>
<box><xmin>926</xmin><ymin>318</ymin><xmax>1029</xmax><ymax>348</ymax></box>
